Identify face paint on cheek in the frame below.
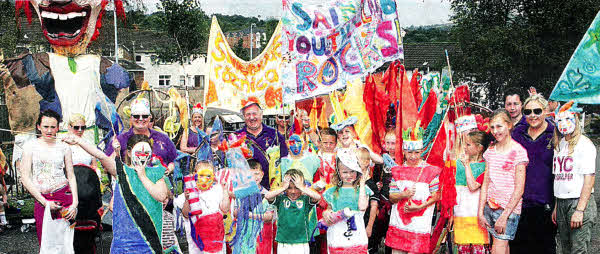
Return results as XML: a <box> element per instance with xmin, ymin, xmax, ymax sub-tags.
<box><xmin>131</xmin><ymin>142</ymin><xmax>152</xmax><ymax>167</ymax></box>
<box><xmin>288</xmin><ymin>135</ymin><xmax>303</xmax><ymax>156</ymax></box>
<box><xmin>196</xmin><ymin>168</ymin><xmax>215</xmax><ymax>191</ymax></box>
<box><xmin>558</xmin><ymin>117</ymin><xmax>576</xmax><ymax>135</ymax></box>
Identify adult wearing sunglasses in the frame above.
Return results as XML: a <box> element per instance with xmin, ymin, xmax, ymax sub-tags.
<box><xmin>67</xmin><ymin>114</ymin><xmax>98</xmax><ymax>177</ymax></box>
<box><xmin>180</xmin><ymin>103</ymin><xmax>206</xmax><ymax>155</ymax></box>
<box><xmin>105</xmin><ymin>98</ymin><xmax>177</xmax><ymax>175</ymax></box>
<box><xmin>510</xmin><ymin>94</ymin><xmax>557</xmax><ymax>254</ymax></box>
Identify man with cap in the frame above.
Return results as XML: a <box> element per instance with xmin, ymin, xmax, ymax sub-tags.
<box><xmin>385</xmin><ymin>123</ymin><xmax>441</xmax><ymax>254</ymax></box>
<box><xmin>105</xmin><ymin>98</ymin><xmax>178</xmax><ymax>174</ymax></box>
<box><xmin>236</xmin><ymin>97</ymin><xmax>288</xmax><ymax>189</ymax></box>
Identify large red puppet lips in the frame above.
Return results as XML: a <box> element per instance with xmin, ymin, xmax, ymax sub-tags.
<box><xmin>39</xmin><ymin>2</ymin><xmax>92</xmax><ymax>47</ymax></box>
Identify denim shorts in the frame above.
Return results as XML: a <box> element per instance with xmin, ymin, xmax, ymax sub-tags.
<box><xmin>483</xmin><ymin>205</ymin><xmax>520</xmax><ymax>240</ymax></box>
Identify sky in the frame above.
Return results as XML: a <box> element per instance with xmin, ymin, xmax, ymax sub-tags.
<box><xmin>143</xmin><ymin>0</ymin><xmax>452</xmax><ymax>26</ymax></box>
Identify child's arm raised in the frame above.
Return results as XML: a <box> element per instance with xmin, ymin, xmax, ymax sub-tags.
<box><xmin>220</xmin><ymin>181</ymin><xmax>231</xmax><ymax>214</ymax></box>
<box><xmin>358</xmin><ymin>174</ymin><xmax>369</xmax><ymax>211</ymax></box>
<box><xmin>265</xmin><ymin>175</ymin><xmax>291</xmax><ymax>202</ymax></box>
<box><xmin>292</xmin><ymin>175</ymin><xmax>321</xmax><ymax>203</ymax></box>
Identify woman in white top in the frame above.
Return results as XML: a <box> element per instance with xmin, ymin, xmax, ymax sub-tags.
<box><xmin>20</xmin><ymin>110</ymin><xmax>79</xmax><ymax>244</ymax></box>
<box><xmin>551</xmin><ymin>102</ymin><xmax>597</xmax><ymax>254</ymax></box>
<box><xmin>67</xmin><ymin>114</ymin><xmax>98</xmax><ymax>171</ymax></box>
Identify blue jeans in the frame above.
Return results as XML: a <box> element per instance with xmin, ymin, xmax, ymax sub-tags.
<box><xmin>483</xmin><ymin>205</ymin><xmax>520</xmax><ymax>240</ymax></box>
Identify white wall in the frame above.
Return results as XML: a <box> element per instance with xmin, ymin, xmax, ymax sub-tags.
<box><xmin>137</xmin><ymin>52</ymin><xmax>209</xmax><ymax>89</ymax></box>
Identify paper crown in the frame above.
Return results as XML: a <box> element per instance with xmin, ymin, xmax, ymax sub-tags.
<box><xmin>336</xmin><ymin>149</ymin><xmax>362</xmax><ymax>173</ymax></box>
<box><xmin>192</xmin><ymin>103</ymin><xmax>204</xmax><ymax>116</ymax></box>
<box><xmin>241</xmin><ymin>96</ymin><xmax>262</xmax><ymax>112</ymax></box>
<box><xmin>402</xmin><ymin>120</ymin><xmax>424</xmax><ymax>151</ymax></box>
<box><xmin>131</xmin><ymin>98</ymin><xmax>150</xmax><ymax>115</ymax></box>
<box><xmin>456</xmin><ymin>115</ymin><xmax>477</xmax><ymax>133</ymax></box>
<box><xmin>331</xmin><ymin>116</ymin><xmax>358</xmax><ymax>132</ymax></box>
<box><xmin>556</xmin><ymin>101</ymin><xmax>582</xmax><ymax>116</ymax></box>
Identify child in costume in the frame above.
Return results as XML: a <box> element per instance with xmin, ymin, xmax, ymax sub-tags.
<box><xmin>385</xmin><ymin>123</ymin><xmax>441</xmax><ymax>254</ymax></box>
<box><xmin>551</xmin><ymin>102</ymin><xmax>597</xmax><ymax>254</ymax></box>
<box><xmin>232</xmin><ymin>159</ymin><xmax>275</xmax><ymax>254</ymax></box>
<box><xmin>453</xmin><ymin>122</ymin><xmax>492</xmax><ymax>253</ymax></box>
<box><xmin>478</xmin><ymin>110</ymin><xmax>528</xmax><ymax>254</ymax></box>
<box><xmin>182</xmin><ymin>161</ymin><xmax>231</xmax><ymax>254</ymax></box>
<box><xmin>312</xmin><ymin>127</ymin><xmax>338</xmax><ymax>252</ymax></box>
<box><xmin>265</xmin><ymin>169</ymin><xmax>321</xmax><ymax>254</ymax></box>
<box><xmin>321</xmin><ymin>149</ymin><xmax>373</xmax><ymax>253</ymax></box>
<box><xmin>357</xmin><ymin>147</ymin><xmax>383</xmax><ymax>254</ymax></box>
<box><xmin>280</xmin><ymin>134</ymin><xmax>320</xmax><ymax>183</ymax></box>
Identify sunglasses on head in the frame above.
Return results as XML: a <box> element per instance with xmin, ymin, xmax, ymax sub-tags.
<box><xmin>523</xmin><ymin>108</ymin><xmax>543</xmax><ymax>116</ymax></box>
<box><xmin>72</xmin><ymin>125</ymin><xmax>86</xmax><ymax>131</ymax></box>
<box><xmin>132</xmin><ymin>114</ymin><xmax>150</xmax><ymax>120</ymax></box>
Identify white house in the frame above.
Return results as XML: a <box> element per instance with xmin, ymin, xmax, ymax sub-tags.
<box><xmin>135</xmin><ymin>50</ymin><xmax>209</xmax><ymax>90</ymax></box>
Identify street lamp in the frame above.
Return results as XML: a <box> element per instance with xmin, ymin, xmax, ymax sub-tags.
<box><xmin>249</xmin><ymin>23</ymin><xmax>256</xmax><ymax>59</ymax></box>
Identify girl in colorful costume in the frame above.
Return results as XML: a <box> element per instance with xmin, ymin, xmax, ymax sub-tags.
<box><xmin>182</xmin><ymin>161</ymin><xmax>231</xmax><ymax>254</ymax></box>
<box><xmin>551</xmin><ymin>101</ymin><xmax>597</xmax><ymax>254</ymax></box>
<box><xmin>452</xmin><ymin>115</ymin><xmax>491</xmax><ymax>253</ymax></box>
<box><xmin>385</xmin><ymin>122</ymin><xmax>441</xmax><ymax>254</ymax></box>
<box><xmin>478</xmin><ymin>110</ymin><xmax>528</xmax><ymax>254</ymax></box>
<box><xmin>111</xmin><ymin>134</ymin><xmax>170</xmax><ymax>253</ymax></box>
<box><xmin>322</xmin><ymin>149</ymin><xmax>373</xmax><ymax>254</ymax></box>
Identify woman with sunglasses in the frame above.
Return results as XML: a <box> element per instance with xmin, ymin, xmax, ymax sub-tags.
<box><xmin>181</xmin><ymin>103</ymin><xmax>206</xmax><ymax>155</ymax></box>
<box><xmin>67</xmin><ymin>114</ymin><xmax>99</xmax><ymax>177</ymax></box>
<box><xmin>510</xmin><ymin>94</ymin><xmax>556</xmax><ymax>253</ymax></box>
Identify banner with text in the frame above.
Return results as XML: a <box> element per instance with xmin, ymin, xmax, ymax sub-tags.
<box><xmin>205</xmin><ymin>17</ymin><xmax>284</xmax><ymax>114</ymax></box>
<box><xmin>281</xmin><ymin>0</ymin><xmax>404</xmax><ymax>101</ymax></box>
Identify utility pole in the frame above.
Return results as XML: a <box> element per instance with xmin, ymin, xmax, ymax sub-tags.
<box><xmin>113</xmin><ymin>0</ymin><xmax>119</xmax><ymax>64</ymax></box>
<box><xmin>250</xmin><ymin>23</ymin><xmax>256</xmax><ymax>60</ymax></box>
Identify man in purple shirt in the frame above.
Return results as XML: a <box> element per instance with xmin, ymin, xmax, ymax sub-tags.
<box><xmin>236</xmin><ymin>100</ymin><xmax>288</xmax><ymax>189</ymax></box>
<box><xmin>104</xmin><ymin>98</ymin><xmax>177</xmax><ymax>173</ymax></box>
<box><xmin>510</xmin><ymin>95</ymin><xmax>556</xmax><ymax>254</ymax></box>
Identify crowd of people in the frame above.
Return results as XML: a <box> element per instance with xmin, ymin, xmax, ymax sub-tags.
<box><xmin>13</xmin><ymin>86</ymin><xmax>597</xmax><ymax>254</ymax></box>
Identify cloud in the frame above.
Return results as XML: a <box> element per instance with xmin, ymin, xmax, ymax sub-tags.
<box><xmin>146</xmin><ymin>0</ymin><xmax>452</xmax><ymax>26</ymax></box>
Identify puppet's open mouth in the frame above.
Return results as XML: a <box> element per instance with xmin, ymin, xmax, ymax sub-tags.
<box><xmin>39</xmin><ymin>3</ymin><xmax>91</xmax><ymax>47</ymax></box>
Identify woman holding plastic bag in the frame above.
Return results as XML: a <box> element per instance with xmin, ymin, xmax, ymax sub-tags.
<box><xmin>19</xmin><ymin>110</ymin><xmax>79</xmax><ymax>249</ymax></box>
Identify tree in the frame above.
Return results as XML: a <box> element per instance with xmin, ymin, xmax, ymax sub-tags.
<box><xmin>156</xmin><ymin>0</ymin><xmax>209</xmax><ymax>64</ymax></box>
<box><xmin>0</xmin><ymin>0</ymin><xmax>19</xmax><ymax>58</ymax></box>
<box><xmin>232</xmin><ymin>38</ymin><xmax>249</xmax><ymax>61</ymax></box>
<box><xmin>450</xmin><ymin>0</ymin><xmax>600</xmax><ymax>108</ymax></box>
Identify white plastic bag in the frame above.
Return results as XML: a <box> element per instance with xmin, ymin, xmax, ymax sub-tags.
<box><xmin>39</xmin><ymin>203</ymin><xmax>75</xmax><ymax>254</ymax></box>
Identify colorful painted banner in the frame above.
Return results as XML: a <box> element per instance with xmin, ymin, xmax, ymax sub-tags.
<box><xmin>204</xmin><ymin>17</ymin><xmax>284</xmax><ymax>113</ymax></box>
<box><xmin>280</xmin><ymin>0</ymin><xmax>404</xmax><ymax>102</ymax></box>
<box><xmin>550</xmin><ymin>11</ymin><xmax>600</xmax><ymax>104</ymax></box>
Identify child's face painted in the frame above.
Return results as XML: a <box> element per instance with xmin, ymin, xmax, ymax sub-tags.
<box><xmin>288</xmin><ymin>134</ymin><xmax>303</xmax><ymax>156</ymax></box>
<box><xmin>556</xmin><ymin>112</ymin><xmax>577</xmax><ymax>135</ymax></box>
<box><xmin>131</xmin><ymin>142</ymin><xmax>152</xmax><ymax>167</ymax></box>
<box><xmin>196</xmin><ymin>167</ymin><xmax>215</xmax><ymax>191</ymax></box>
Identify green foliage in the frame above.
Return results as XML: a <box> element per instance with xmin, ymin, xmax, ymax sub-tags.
<box><xmin>155</xmin><ymin>0</ymin><xmax>209</xmax><ymax>64</ymax></box>
<box><xmin>404</xmin><ymin>25</ymin><xmax>452</xmax><ymax>43</ymax></box>
<box><xmin>0</xmin><ymin>0</ymin><xmax>19</xmax><ymax>58</ymax></box>
<box><xmin>232</xmin><ymin>38</ymin><xmax>250</xmax><ymax>61</ymax></box>
<box><xmin>450</xmin><ymin>0</ymin><xmax>600</xmax><ymax>108</ymax></box>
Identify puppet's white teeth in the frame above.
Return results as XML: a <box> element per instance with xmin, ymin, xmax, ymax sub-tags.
<box><xmin>42</xmin><ymin>11</ymin><xmax>86</xmax><ymax>20</ymax></box>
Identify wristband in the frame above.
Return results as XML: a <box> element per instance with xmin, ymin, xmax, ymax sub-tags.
<box><xmin>575</xmin><ymin>209</ymin><xmax>585</xmax><ymax>213</ymax></box>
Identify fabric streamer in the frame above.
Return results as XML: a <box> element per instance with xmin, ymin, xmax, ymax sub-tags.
<box><xmin>226</xmin><ymin>147</ymin><xmax>264</xmax><ymax>254</ymax></box>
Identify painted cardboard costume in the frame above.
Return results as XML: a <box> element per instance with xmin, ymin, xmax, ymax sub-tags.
<box><xmin>2</xmin><ymin>0</ymin><xmax>129</xmax><ymax>132</ymax></box>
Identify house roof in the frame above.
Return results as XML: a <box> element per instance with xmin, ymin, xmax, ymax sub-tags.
<box><xmin>403</xmin><ymin>42</ymin><xmax>461</xmax><ymax>70</ymax></box>
<box><xmin>105</xmin><ymin>57</ymin><xmax>145</xmax><ymax>71</ymax></box>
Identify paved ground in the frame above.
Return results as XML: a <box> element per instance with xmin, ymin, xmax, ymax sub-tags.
<box><xmin>1</xmin><ymin>145</ymin><xmax>599</xmax><ymax>254</ymax></box>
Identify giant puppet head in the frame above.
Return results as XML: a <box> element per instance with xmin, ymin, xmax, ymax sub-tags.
<box><xmin>16</xmin><ymin>0</ymin><xmax>125</xmax><ymax>56</ymax></box>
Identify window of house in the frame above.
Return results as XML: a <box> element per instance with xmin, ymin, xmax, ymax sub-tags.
<box><xmin>159</xmin><ymin>75</ymin><xmax>171</xmax><ymax>86</ymax></box>
<box><xmin>135</xmin><ymin>55</ymin><xmax>142</xmax><ymax>62</ymax></box>
<box><xmin>179</xmin><ymin>75</ymin><xmax>186</xmax><ymax>86</ymax></box>
<box><xmin>194</xmin><ymin>75</ymin><xmax>205</xmax><ymax>89</ymax></box>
